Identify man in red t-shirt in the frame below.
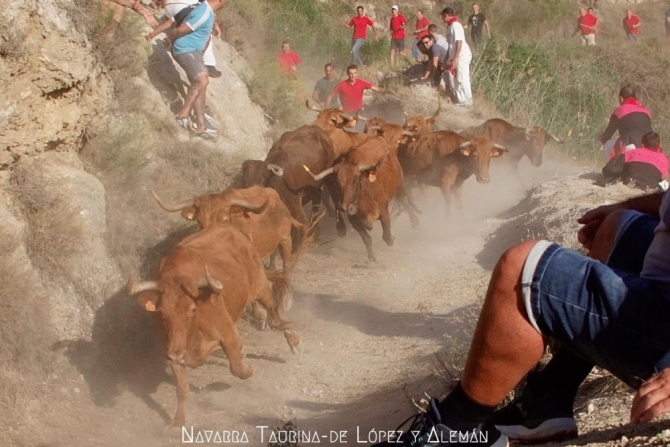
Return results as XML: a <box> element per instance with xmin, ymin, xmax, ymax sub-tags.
<box><xmin>413</xmin><ymin>9</ymin><xmax>430</xmax><ymax>61</ymax></box>
<box><xmin>573</xmin><ymin>7</ymin><xmax>599</xmax><ymax>46</ymax></box>
<box><xmin>342</xmin><ymin>6</ymin><xmax>378</xmax><ymax>67</ymax></box>
<box><xmin>276</xmin><ymin>41</ymin><xmax>301</xmax><ymax>78</ymax></box>
<box><xmin>389</xmin><ymin>5</ymin><xmax>407</xmax><ymax>67</ymax></box>
<box><xmin>326</xmin><ymin>64</ymin><xmax>394</xmax><ymax>117</ymax></box>
<box><xmin>623</xmin><ymin>10</ymin><xmax>641</xmax><ymax>41</ymax></box>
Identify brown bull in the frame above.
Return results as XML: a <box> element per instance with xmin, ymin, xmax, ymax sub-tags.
<box><xmin>306</xmin><ymin>101</ymin><xmax>369</xmax><ymax>159</ymax></box>
<box><xmin>459</xmin><ymin>118</ymin><xmax>563</xmax><ymax>171</ymax></box>
<box><xmin>240</xmin><ymin>125</ymin><xmax>336</xmax><ymax>231</ymax></box>
<box><xmin>304</xmin><ymin>137</ymin><xmax>416</xmax><ymax>261</ymax></box>
<box><xmin>399</xmin><ymin>131</ymin><xmax>507</xmax><ymax>214</ymax></box>
<box><xmin>403</xmin><ymin>97</ymin><xmax>441</xmax><ymax>136</ymax></box>
<box><xmin>151</xmin><ymin>185</ymin><xmax>304</xmax><ymax>275</ymax></box>
<box><xmin>126</xmin><ymin>223</ymin><xmax>302</xmax><ymax>427</ymax></box>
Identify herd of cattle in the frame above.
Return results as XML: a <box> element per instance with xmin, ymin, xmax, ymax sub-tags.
<box><xmin>125</xmin><ymin>99</ymin><xmax>564</xmax><ymax>427</ymax></box>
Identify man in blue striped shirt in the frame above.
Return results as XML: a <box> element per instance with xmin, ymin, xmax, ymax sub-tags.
<box><xmin>166</xmin><ymin>0</ymin><xmax>227</xmax><ymax>141</ymax></box>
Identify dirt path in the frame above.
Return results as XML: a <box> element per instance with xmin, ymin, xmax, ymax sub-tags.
<box><xmin>26</xmin><ymin>144</ymin><xmax>595</xmax><ymax>447</ymax></box>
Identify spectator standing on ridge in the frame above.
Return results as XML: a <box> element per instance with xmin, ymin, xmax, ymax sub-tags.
<box><xmin>342</xmin><ymin>6</ymin><xmax>378</xmax><ymax>67</ymax></box>
<box><xmin>464</xmin><ymin>3</ymin><xmax>490</xmax><ymax>50</ymax></box>
<box><xmin>412</xmin><ymin>10</ymin><xmax>430</xmax><ymax>62</ymax></box>
<box><xmin>147</xmin><ymin>0</ymin><xmax>223</xmax><ymax>78</ymax></box>
<box><xmin>623</xmin><ymin>10</ymin><xmax>642</xmax><ymax>41</ymax></box>
<box><xmin>600</xmin><ymin>85</ymin><xmax>654</xmax><ymax>158</ymax></box>
<box><xmin>602</xmin><ymin>132</ymin><xmax>669</xmax><ymax>191</ymax></box>
<box><xmin>389</xmin><ymin>5</ymin><xmax>407</xmax><ymax>67</ymax></box>
<box><xmin>276</xmin><ymin>41</ymin><xmax>301</xmax><ymax>78</ymax></box>
<box><xmin>428</xmin><ymin>23</ymin><xmax>448</xmax><ymax>51</ymax></box>
<box><xmin>573</xmin><ymin>7</ymin><xmax>599</xmax><ymax>46</ymax></box>
<box><xmin>169</xmin><ymin>0</ymin><xmax>228</xmax><ymax>141</ymax></box>
<box><xmin>442</xmin><ymin>7</ymin><xmax>473</xmax><ymax>107</ymax></box>
<box><xmin>326</xmin><ymin>64</ymin><xmax>394</xmax><ymax>115</ymax></box>
<box><xmin>312</xmin><ymin>63</ymin><xmax>340</xmax><ymax>109</ymax></box>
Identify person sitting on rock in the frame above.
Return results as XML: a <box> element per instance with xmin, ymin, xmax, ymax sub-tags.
<box><xmin>371</xmin><ymin>187</ymin><xmax>670</xmax><ymax>446</ymax></box>
<box><xmin>602</xmin><ymin>131</ymin><xmax>669</xmax><ymax>191</ymax></box>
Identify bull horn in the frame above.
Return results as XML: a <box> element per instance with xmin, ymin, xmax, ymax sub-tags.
<box><xmin>151</xmin><ymin>190</ymin><xmax>194</xmax><ymax>212</ymax></box>
<box><xmin>403</xmin><ymin>111</ymin><xmax>409</xmax><ymax>127</ymax></box>
<box><xmin>306</xmin><ymin>100</ymin><xmax>323</xmax><ymax>112</ymax></box>
<box><xmin>267</xmin><ymin>164</ymin><xmax>284</xmax><ymax>177</ymax></box>
<box><xmin>493</xmin><ymin>143</ymin><xmax>508</xmax><ymax>152</ymax></box>
<box><xmin>205</xmin><ymin>266</ymin><xmax>223</xmax><ymax>293</ymax></box>
<box><xmin>367</xmin><ymin>126</ymin><xmax>382</xmax><ymax>133</ymax></box>
<box><xmin>402</xmin><ymin>130</ymin><xmax>417</xmax><ymax>137</ymax></box>
<box><xmin>548</xmin><ymin>129</ymin><xmax>570</xmax><ymax>143</ymax></box>
<box><xmin>223</xmin><ymin>163</ymin><xmax>242</xmax><ymax>176</ymax></box>
<box><xmin>458</xmin><ymin>140</ymin><xmax>473</xmax><ymax>149</ymax></box>
<box><xmin>230</xmin><ymin>198</ymin><xmax>269</xmax><ymax>214</ymax></box>
<box><xmin>126</xmin><ymin>273</ymin><xmax>160</xmax><ymax>296</ymax></box>
<box><xmin>303</xmin><ymin>165</ymin><xmax>334</xmax><ymax>181</ymax></box>
<box><xmin>340</xmin><ymin>111</ymin><xmax>354</xmax><ymax>121</ymax></box>
<box><xmin>359</xmin><ymin>151</ymin><xmax>389</xmax><ymax>172</ymax></box>
<box><xmin>356</xmin><ymin>111</ymin><xmax>368</xmax><ymax>122</ymax></box>
<box><xmin>431</xmin><ymin>95</ymin><xmax>441</xmax><ymax>119</ymax></box>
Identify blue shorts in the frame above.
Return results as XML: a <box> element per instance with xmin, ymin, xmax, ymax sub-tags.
<box><xmin>522</xmin><ymin>211</ymin><xmax>670</xmax><ymax>389</ymax></box>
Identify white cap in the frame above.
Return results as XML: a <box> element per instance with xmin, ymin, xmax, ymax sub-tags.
<box><xmin>391</xmin><ymin>5</ymin><xmax>398</xmax><ymax>10</ymax></box>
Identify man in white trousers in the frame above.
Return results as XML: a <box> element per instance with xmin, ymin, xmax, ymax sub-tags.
<box><xmin>441</xmin><ymin>6</ymin><xmax>473</xmax><ymax>107</ymax></box>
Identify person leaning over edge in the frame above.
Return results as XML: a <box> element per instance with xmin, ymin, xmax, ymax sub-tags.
<box><xmin>464</xmin><ymin>3</ymin><xmax>490</xmax><ymax>50</ymax></box>
<box><xmin>389</xmin><ymin>5</ymin><xmax>408</xmax><ymax>67</ymax></box>
<box><xmin>602</xmin><ymin>131</ymin><xmax>669</xmax><ymax>191</ymax></box>
<box><xmin>342</xmin><ymin>5</ymin><xmax>378</xmax><ymax>67</ymax></box>
<box><xmin>326</xmin><ymin>64</ymin><xmax>393</xmax><ymax>115</ymax></box>
<box><xmin>417</xmin><ymin>34</ymin><xmax>447</xmax><ymax>89</ymax></box>
<box><xmin>371</xmin><ymin>187</ymin><xmax>670</xmax><ymax>446</ymax></box>
<box><xmin>312</xmin><ymin>63</ymin><xmax>340</xmax><ymax>109</ymax></box>
<box><xmin>168</xmin><ymin>0</ymin><xmax>228</xmax><ymax>141</ymax></box>
<box><xmin>106</xmin><ymin>0</ymin><xmax>159</xmax><ymax>27</ymax></box>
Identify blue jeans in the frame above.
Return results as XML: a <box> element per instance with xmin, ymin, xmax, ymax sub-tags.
<box><xmin>627</xmin><ymin>33</ymin><xmax>638</xmax><ymax>41</ymax></box>
<box><xmin>351</xmin><ymin>38</ymin><xmax>365</xmax><ymax>66</ymax></box>
<box><xmin>522</xmin><ymin>211</ymin><xmax>669</xmax><ymax>389</ymax></box>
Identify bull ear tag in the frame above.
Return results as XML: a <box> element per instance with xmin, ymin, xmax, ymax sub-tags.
<box><xmin>186</xmin><ymin>213</ymin><xmax>194</xmax><ymax>220</ymax></box>
<box><xmin>145</xmin><ymin>301</ymin><xmax>156</xmax><ymax>312</ymax></box>
<box><xmin>368</xmin><ymin>173</ymin><xmax>377</xmax><ymax>183</ymax></box>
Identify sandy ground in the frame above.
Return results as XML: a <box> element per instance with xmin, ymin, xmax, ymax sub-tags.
<box><xmin>16</xmin><ymin>106</ymin><xmax>670</xmax><ymax>447</ymax></box>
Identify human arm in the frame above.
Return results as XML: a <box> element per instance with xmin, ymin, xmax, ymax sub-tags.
<box><xmin>421</xmin><ymin>55</ymin><xmax>439</xmax><ymax>80</ymax></box>
<box><xmin>341</xmin><ymin>19</ymin><xmax>353</xmax><ymax>28</ymax></box>
<box><xmin>165</xmin><ymin>22</ymin><xmax>194</xmax><ymax>44</ymax></box>
<box><xmin>146</xmin><ymin>17</ymin><xmax>174</xmax><ymax>42</ymax></box>
<box><xmin>630</xmin><ymin>369</ymin><xmax>670</xmax><ymax>424</ymax></box>
<box><xmin>577</xmin><ymin>191</ymin><xmax>664</xmax><ymax>249</ymax></box>
<box><xmin>485</xmin><ymin>19</ymin><xmax>491</xmax><ymax>36</ymax></box>
<box><xmin>451</xmin><ymin>40</ymin><xmax>463</xmax><ymax>66</ymax></box>
<box><xmin>107</xmin><ymin>0</ymin><xmax>159</xmax><ymax>27</ymax></box>
<box><xmin>312</xmin><ymin>89</ymin><xmax>323</xmax><ymax>107</ymax></box>
<box><xmin>599</xmin><ymin>114</ymin><xmax>619</xmax><ymax>145</ymax></box>
<box><xmin>414</xmin><ymin>20</ymin><xmax>429</xmax><ymax>36</ymax></box>
<box><xmin>370</xmin><ymin>85</ymin><xmax>394</xmax><ymax>96</ymax></box>
<box><xmin>213</xmin><ymin>20</ymin><xmax>222</xmax><ymax>38</ymax></box>
<box><xmin>370</xmin><ymin>19</ymin><xmax>378</xmax><ymax>42</ymax></box>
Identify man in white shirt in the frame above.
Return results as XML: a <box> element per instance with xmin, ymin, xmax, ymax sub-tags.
<box><xmin>441</xmin><ymin>7</ymin><xmax>473</xmax><ymax>107</ymax></box>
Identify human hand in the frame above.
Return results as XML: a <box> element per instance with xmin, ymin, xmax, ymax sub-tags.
<box><xmin>145</xmin><ymin>33</ymin><xmax>153</xmax><ymax>43</ymax></box>
<box><xmin>213</xmin><ymin>22</ymin><xmax>222</xmax><ymax>38</ymax></box>
<box><xmin>142</xmin><ymin>10</ymin><xmax>159</xmax><ymax>28</ymax></box>
<box><xmin>576</xmin><ymin>203</ymin><xmax>622</xmax><ymax>250</ymax></box>
<box><xmin>631</xmin><ymin>369</ymin><xmax>670</xmax><ymax>424</ymax></box>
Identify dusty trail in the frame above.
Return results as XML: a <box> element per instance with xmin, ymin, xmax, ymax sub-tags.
<box><xmin>30</xmin><ymin>154</ymin><xmax>586</xmax><ymax>447</ymax></box>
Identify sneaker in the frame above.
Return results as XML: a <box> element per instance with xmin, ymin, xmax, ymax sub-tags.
<box><xmin>206</xmin><ymin>65</ymin><xmax>222</xmax><ymax>78</ymax></box>
<box><xmin>489</xmin><ymin>390</ymin><xmax>577</xmax><ymax>443</ymax></box>
<box><xmin>191</xmin><ymin>117</ymin><xmax>218</xmax><ymax>134</ymax></box>
<box><xmin>196</xmin><ymin>130</ymin><xmax>216</xmax><ymax>142</ymax></box>
<box><xmin>204</xmin><ymin>105</ymin><xmax>215</xmax><ymax>123</ymax></box>
<box><xmin>371</xmin><ymin>398</ymin><xmax>508</xmax><ymax>446</ymax></box>
<box><xmin>175</xmin><ymin>115</ymin><xmax>190</xmax><ymax>130</ymax></box>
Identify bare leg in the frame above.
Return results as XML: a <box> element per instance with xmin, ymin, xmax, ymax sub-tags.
<box><xmin>176</xmin><ymin>74</ymin><xmax>208</xmax><ymax>128</ymax></box>
<box><xmin>461</xmin><ymin>240</ymin><xmax>546</xmax><ymax>405</ymax></box>
<box><xmin>588</xmin><ymin>209</ymin><xmax>629</xmax><ymax>262</ymax></box>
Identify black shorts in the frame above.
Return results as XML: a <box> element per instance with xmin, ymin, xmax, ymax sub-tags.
<box><xmin>391</xmin><ymin>38</ymin><xmax>405</xmax><ymax>51</ymax></box>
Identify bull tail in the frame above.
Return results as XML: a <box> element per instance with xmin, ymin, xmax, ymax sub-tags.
<box><xmin>264</xmin><ymin>269</ymin><xmax>292</xmax><ymax>331</ymax></box>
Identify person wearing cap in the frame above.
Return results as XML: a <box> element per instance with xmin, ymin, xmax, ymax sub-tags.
<box><xmin>441</xmin><ymin>6</ymin><xmax>473</xmax><ymax>107</ymax></box>
<box><xmin>342</xmin><ymin>5</ymin><xmax>378</xmax><ymax>67</ymax></box>
<box><xmin>389</xmin><ymin>5</ymin><xmax>408</xmax><ymax>67</ymax></box>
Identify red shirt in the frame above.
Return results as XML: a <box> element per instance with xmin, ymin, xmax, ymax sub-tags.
<box><xmin>390</xmin><ymin>14</ymin><xmax>406</xmax><ymax>39</ymax></box>
<box><xmin>277</xmin><ymin>51</ymin><xmax>301</xmax><ymax>76</ymax></box>
<box><xmin>623</xmin><ymin>15</ymin><xmax>641</xmax><ymax>35</ymax></box>
<box><xmin>332</xmin><ymin>79</ymin><xmax>373</xmax><ymax>113</ymax></box>
<box><xmin>415</xmin><ymin>17</ymin><xmax>430</xmax><ymax>39</ymax></box>
<box><xmin>578</xmin><ymin>13</ymin><xmax>598</xmax><ymax>35</ymax></box>
<box><xmin>349</xmin><ymin>16</ymin><xmax>374</xmax><ymax>39</ymax></box>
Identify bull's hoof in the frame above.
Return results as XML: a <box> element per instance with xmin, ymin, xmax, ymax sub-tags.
<box><xmin>410</xmin><ymin>217</ymin><xmax>420</xmax><ymax>229</ymax></box>
<box><xmin>367</xmin><ymin>254</ymin><xmax>377</xmax><ymax>263</ymax></box>
<box><xmin>384</xmin><ymin>234</ymin><xmax>395</xmax><ymax>246</ymax></box>
<box><xmin>290</xmin><ymin>339</ymin><xmax>304</xmax><ymax>356</ymax></box>
<box><xmin>232</xmin><ymin>363</ymin><xmax>254</xmax><ymax>379</ymax></box>
<box><xmin>336</xmin><ymin>219</ymin><xmax>347</xmax><ymax>238</ymax></box>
